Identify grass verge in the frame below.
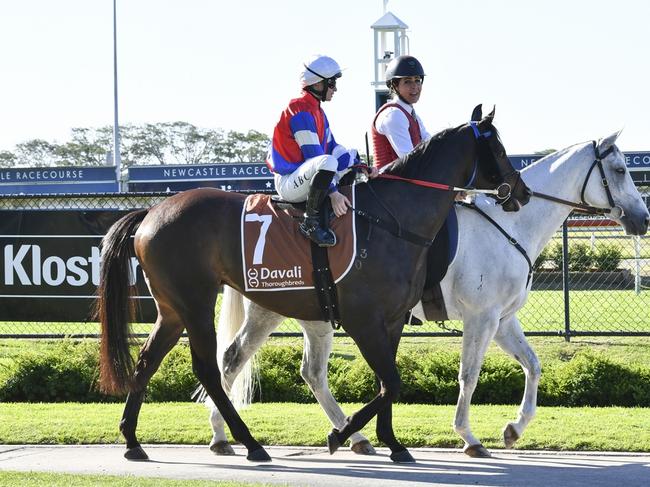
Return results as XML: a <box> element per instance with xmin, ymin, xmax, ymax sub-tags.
<box><xmin>0</xmin><ymin>402</ymin><xmax>649</xmax><ymax>452</ymax></box>
<box><xmin>0</xmin><ymin>471</ymin><xmax>272</xmax><ymax>487</ymax></box>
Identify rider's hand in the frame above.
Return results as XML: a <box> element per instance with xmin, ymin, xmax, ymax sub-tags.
<box><xmin>329</xmin><ymin>191</ymin><xmax>352</xmax><ymax>217</ymax></box>
<box><xmin>367</xmin><ymin>165</ymin><xmax>379</xmax><ymax>179</ymax></box>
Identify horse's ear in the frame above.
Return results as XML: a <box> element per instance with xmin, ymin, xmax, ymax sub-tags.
<box><xmin>479</xmin><ymin>105</ymin><xmax>495</xmax><ymax>127</ymax></box>
<box><xmin>599</xmin><ymin>129</ymin><xmax>623</xmax><ymax>151</ymax></box>
<box><xmin>471</xmin><ymin>104</ymin><xmax>482</xmax><ymax>121</ymax></box>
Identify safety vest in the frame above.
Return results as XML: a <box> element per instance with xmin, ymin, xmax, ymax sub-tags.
<box><xmin>371</xmin><ymin>103</ymin><xmax>422</xmax><ymax>169</ymax></box>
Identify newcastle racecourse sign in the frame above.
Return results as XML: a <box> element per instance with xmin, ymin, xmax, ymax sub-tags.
<box><xmin>1</xmin><ymin>153</ymin><xmax>649</xmax><ymax>195</ymax></box>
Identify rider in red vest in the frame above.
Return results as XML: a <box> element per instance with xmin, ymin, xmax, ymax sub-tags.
<box><xmin>268</xmin><ymin>55</ymin><xmax>378</xmax><ymax>247</ymax></box>
<box><xmin>372</xmin><ymin>55</ymin><xmax>431</xmax><ymax>326</ymax></box>
<box><xmin>371</xmin><ymin>55</ymin><xmax>431</xmax><ymax>170</ymax></box>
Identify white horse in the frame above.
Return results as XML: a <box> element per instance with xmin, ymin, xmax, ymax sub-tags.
<box><xmin>205</xmin><ymin>132</ymin><xmax>649</xmax><ymax>457</ymax></box>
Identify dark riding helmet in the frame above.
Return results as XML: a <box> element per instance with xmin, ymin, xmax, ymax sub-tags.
<box><xmin>385</xmin><ymin>55</ymin><xmax>425</xmax><ymax>90</ymax></box>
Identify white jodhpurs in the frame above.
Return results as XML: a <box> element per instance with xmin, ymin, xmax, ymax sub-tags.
<box><xmin>274</xmin><ymin>154</ymin><xmax>351</xmax><ymax>202</ymax></box>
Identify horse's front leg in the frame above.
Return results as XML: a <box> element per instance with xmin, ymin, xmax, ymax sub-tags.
<box><xmin>120</xmin><ymin>315</ymin><xmax>183</xmax><ymax>460</ymax></box>
<box><xmin>493</xmin><ymin>314</ymin><xmax>541</xmax><ymax>448</ymax></box>
<box><xmin>327</xmin><ymin>319</ymin><xmax>411</xmax><ymax>463</ymax></box>
<box><xmin>374</xmin><ymin>321</ymin><xmax>413</xmax><ymax>462</ymax></box>
<box><xmin>300</xmin><ymin>320</ymin><xmax>375</xmax><ymax>455</ymax></box>
<box><xmin>453</xmin><ymin>311</ymin><xmax>500</xmax><ymax>458</ymax></box>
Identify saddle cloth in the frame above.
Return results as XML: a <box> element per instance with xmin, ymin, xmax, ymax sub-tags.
<box><xmin>421</xmin><ymin>206</ymin><xmax>459</xmax><ymax>321</ymax></box>
<box><xmin>241</xmin><ymin>186</ymin><xmax>356</xmax><ymax>292</ymax></box>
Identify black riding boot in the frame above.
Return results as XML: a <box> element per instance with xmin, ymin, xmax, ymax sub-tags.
<box><xmin>299</xmin><ymin>170</ymin><xmax>336</xmax><ymax>247</ymax></box>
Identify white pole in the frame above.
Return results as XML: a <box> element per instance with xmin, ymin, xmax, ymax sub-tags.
<box><xmin>113</xmin><ymin>0</ymin><xmax>123</xmax><ymax>192</ymax></box>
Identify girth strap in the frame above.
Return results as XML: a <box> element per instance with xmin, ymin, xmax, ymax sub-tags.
<box><xmin>354</xmin><ymin>208</ymin><xmax>434</xmax><ymax>247</ymax></box>
<box><xmin>459</xmin><ymin>201</ymin><xmax>533</xmax><ymax>286</ymax></box>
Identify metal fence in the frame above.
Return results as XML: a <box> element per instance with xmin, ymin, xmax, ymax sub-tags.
<box><xmin>0</xmin><ymin>189</ymin><xmax>648</xmax><ymax>339</ymax></box>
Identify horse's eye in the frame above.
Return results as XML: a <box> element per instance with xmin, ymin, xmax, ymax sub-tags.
<box><xmin>615</xmin><ymin>167</ymin><xmax>625</xmax><ymax>174</ymax></box>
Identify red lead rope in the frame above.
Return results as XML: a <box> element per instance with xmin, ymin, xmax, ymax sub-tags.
<box><xmin>376</xmin><ymin>173</ymin><xmax>456</xmax><ymax>191</ymax></box>
<box><xmin>351</xmin><ymin>164</ymin><xmax>457</xmax><ymax>192</ymax></box>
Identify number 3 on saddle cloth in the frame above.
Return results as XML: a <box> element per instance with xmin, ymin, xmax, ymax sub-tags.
<box><xmin>241</xmin><ymin>185</ymin><xmax>356</xmax><ymax>294</ymax></box>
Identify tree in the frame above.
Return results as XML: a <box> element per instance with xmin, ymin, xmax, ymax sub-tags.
<box><xmin>0</xmin><ymin>151</ymin><xmax>16</xmax><ymax>168</ymax></box>
<box><xmin>0</xmin><ymin>123</ymin><xmax>271</xmax><ymax>167</ymax></box>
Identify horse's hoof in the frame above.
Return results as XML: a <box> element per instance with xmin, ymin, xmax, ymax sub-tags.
<box><xmin>464</xmin><ymin>443</ymin><xmax>492</xmax><ymax>458</ymax></box>
<box><xmin>351</xmin><ymin>440</ymin><xmax>376</xmax><ymax>455</ymax></box>
<box><xmin>503</xmin><ymin>423</ymin><xmax>520</xmax><ymax>448</ymax></box>
<box><xmin>124</xmin><ymin>446</ymin><xmax>149</xmax><ymax>461</ymax></box>
<box><xmin>210</xmin><ymin>440</ymin><xmax>235</xmax><ymax>456</ymax></box>
<box><xmin>327</xmin><ymin>430</ymin><xmax>342</xmax><ymax>455</ymax></box>
<box><xmin>246</xmin><ymin>447</ymin><xmax>272</xmax><ymax>463</ymax></box>
<box><xmin>390</xmin><ymin>449</ymin><xmax>416</xmax><ymax>463</ymax></box>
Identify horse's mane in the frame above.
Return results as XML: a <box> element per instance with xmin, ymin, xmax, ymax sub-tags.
<box><xmin>381</xmin><ymin>125</ymin><xmax>462</xmax><ymax>176</ymax></box>
<box><xmin>520</xmin><ymin>141</ymin><xmax>590</xmax><ymax>173</ymax></box>
<box><xmin>381</xmin><ymin>122</ymin><xmax>502</xmax><ymax>177</ymax></box>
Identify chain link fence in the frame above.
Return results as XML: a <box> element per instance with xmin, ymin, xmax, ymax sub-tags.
<box><xmin>0</xmin><ymin>189</ymin><xmax>648</xmax><ymax>338</ymax></box>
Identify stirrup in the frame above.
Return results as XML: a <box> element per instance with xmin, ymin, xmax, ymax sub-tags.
<box><xmin>299</xmin><ymin>219</ymin><xmax>337</xmax><ymax>247</ymax></box>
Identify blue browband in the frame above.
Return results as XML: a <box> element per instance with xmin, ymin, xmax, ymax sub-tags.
<box><xmin>469</xmin><ymin>121</ymin><xmax>492</xmax><ymax>139</ymax></box>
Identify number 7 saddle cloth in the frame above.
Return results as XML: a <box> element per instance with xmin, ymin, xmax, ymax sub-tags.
<box><xmin>241</xmin><ymin>185</ymin><xmax>356</xmax><ymax>292</ymax></box>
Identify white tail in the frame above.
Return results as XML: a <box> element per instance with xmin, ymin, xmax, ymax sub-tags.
<box><xmin>215</xmin><ymin>285</ymin><xmax>255</xmax><ymax>409</ymax></box>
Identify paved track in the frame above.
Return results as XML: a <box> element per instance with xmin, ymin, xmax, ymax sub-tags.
<box><xmin>1</xmin><ymin>445</ymin><xmax>649</xmax><ymax>486</ymax></box>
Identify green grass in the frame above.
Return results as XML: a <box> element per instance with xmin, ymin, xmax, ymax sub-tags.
<box><xmin>0</xmin><ymin>402</ymin><xmax>648</xmax><ymax>452</ymax></box>
<box><xmin>2</xmin><ymin>286</ymin><xmax>650</xmax><ymax>336</ymax></box>
<box><xmin>0</xmin><ymin>471</ymin><xmax>272</xmax><ymax>487</ymax></box>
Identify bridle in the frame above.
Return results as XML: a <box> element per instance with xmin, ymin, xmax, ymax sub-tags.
<box><xmin>531</xmin><ymin>141</ymin><xmax>623</xmax><ymax>218</ymax></box>
<box><xmin>352</xmin><ymin>121</ymin><xmax>521</xmax><ymax>247</ymax></box>
<box><xmin>373</xmin><ymin>121</ymin><xmax>516</xmax><ymax>202</ymax></box>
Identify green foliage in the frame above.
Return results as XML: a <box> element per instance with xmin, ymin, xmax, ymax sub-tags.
<box><xmin>568</xmin><ymin>242</ymin><xmax>594</xmax><ymax>271</ymax></box>
<box><xmin>533</xmin><ymin>244</ymin><xmax>551</xmax><ymax>270</ymax></box>
<box><xmin>539</xmin><ymin>349</ymin><xmax>650</xmax><ymax>406</ymax></box>
<box><xmin>255</xmin><ymin>346</ymin><xmax>313</xmax><ymax>402</ymax></box>
<box><xmin>0</xmin><ymin>340</ymin><xmax>107</xmax><ymax>403</ymax></box>
<box><xmin>549</xmin><ymin>242</ymin><xmax>564</xmax><ymax>270</ymax></box>
<box><xmin>0</xmin><ymin>123</ymin><xmax>270</xmax><ymax>168</ymax></box>
<box><xmin>592</xmin><ymin>244</ymin><xmax>623</xmax><ymax>271</ymax></box>
<box><xmin>3</xmin><ymin>342</ymin><xmax>650</xmax><ymax>407</ymax></box>
<box><xmin>548</xmin><ymin>242</ymin><xmax>595</xmax><ymax>271</ymax></box>
<box><xmin>147</xmin><ymin>347</ymin><xmax>196</xmax><ymax>402</ymax></box>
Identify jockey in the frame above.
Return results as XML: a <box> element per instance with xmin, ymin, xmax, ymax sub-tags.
<box><xmin>371</xmin><ymin>55</ymin><xmax>431</xmax><ymax>170</ymax></box>
<box><xmin>267</xmin><ymin>54</ymin><xmax>378</xmax><ymax>247</ymax></box>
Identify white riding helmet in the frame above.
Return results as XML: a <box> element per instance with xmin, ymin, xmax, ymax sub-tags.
<box><xmin>300</xmin><ymin>55</ymin><xmax>342</xmax><ymax>87</ymax></box>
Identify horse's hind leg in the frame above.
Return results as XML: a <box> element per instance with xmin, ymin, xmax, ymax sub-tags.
<box><xmin>210</xmin><ymin>302</ymin><xmax>284</xmax><ymax>455</ymax></box>
<box><xmin>300</xmin><ymin>320</ymin><xmax>375</xmax><ymax>455</ymax></box>
<box><xmin>184</xmin><ymin>306</ymin><xmax>271</xmax><ymax>462</ymax></box>
<box><xmin>120</xmin><ymin>310</ymin><xmax>184</xmax><ymax>460</ymax></box>
<box><xmin>493</xmin><ymin>314</ymin><xmax>541</xmax><ymax>448</ymax></box>
<box><xmin>454</xmin><ymin>312</ymin><xmax>500</xmax><ymax>458</ymax></box>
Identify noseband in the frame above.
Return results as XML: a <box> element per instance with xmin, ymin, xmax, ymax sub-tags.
<box><xmin>469</xmin><ymin>121</ymin><xmax>518</xmax><ymax>203</ymax></box>
<box><xmin>532</xmin><ymin>141</ymin><xmax>623</xmax><ymax>217</ymax></box>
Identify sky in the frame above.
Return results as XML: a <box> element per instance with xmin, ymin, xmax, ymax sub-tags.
<box><xmin>1</xmin><ymin>0</ymin><xmax>649</xmax><ymax>158</ymax></box>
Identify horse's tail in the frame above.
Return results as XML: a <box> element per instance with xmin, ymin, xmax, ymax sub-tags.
<box><xmin>95</xmin><ymin>208</ymin><xmax>149</xmax><ymax>395</ymax></box>
<box><xmin>216</xmin><ymin>286</ymin><xmax>256</xmax><ymax>409</ymax></box>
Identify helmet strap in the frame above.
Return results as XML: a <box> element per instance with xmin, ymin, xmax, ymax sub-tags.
<box><xmin>306</xmin><ymin>81</ymin><xmax>328</xmax><ymax>102</ymax></box>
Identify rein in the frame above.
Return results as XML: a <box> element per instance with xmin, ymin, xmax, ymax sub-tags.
<box><xmin>531</xmin><ymin>141</ymin><xmax>619</xmax><ymax>217</ymax></box>
<box><xmin>350</xmin><ymin>120</ymin><xmax>514</xmax><ymax>247</ymax></box>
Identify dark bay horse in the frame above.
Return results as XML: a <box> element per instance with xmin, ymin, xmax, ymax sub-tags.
<box><xmin>96</xmin><ymin>105</ymin><xmax>531</xmax><ymax>463</ymax></box>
